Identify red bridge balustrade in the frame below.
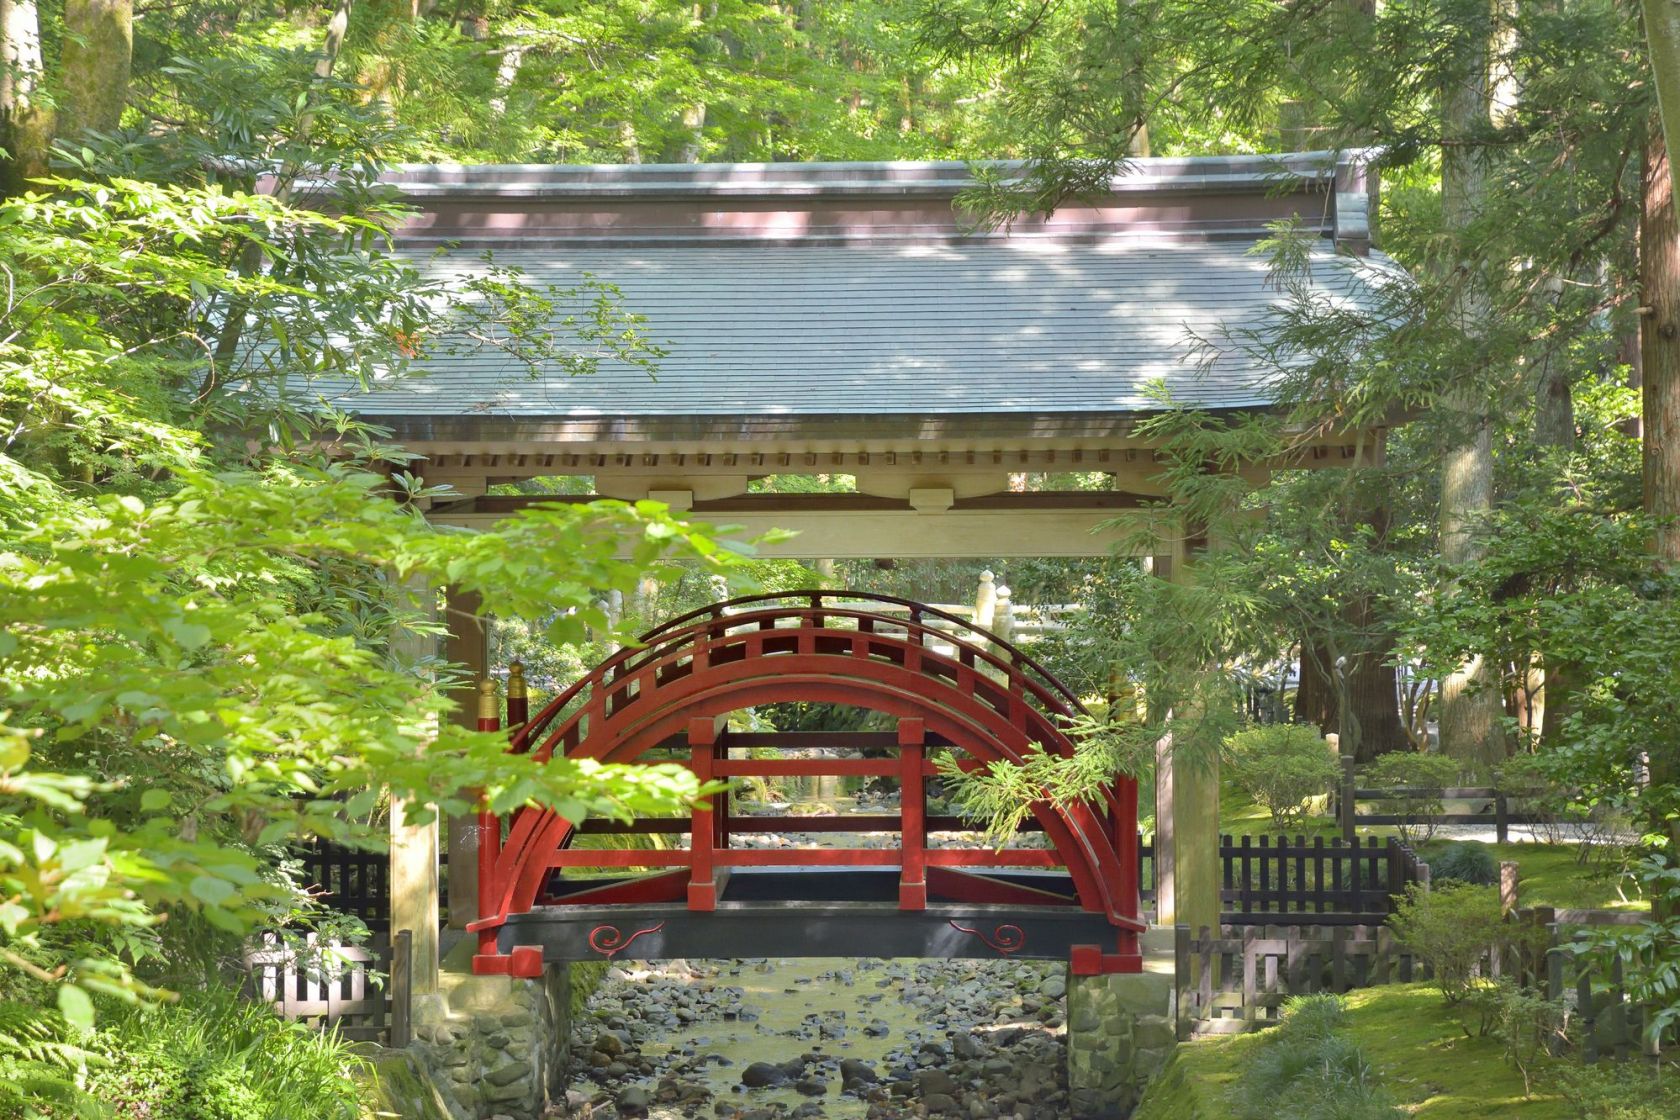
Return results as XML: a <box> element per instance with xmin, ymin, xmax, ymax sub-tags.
<box><xmin>468</xmin><ymin>592</ymin><xmax>1143</xmax><ymax>979</ymax></box>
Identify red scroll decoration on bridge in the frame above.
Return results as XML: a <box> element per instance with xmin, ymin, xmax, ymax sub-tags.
<box><xmin>587</xmin><ymin>922</ymin><xmax>666</xmax><ymax>959</ymax></box>
<box><xmin>468</xmin><ymin>591</ymin><xmax>1143</xmax><ymax>979</ymax></box>
<box><xmin>948</xmin><ymin>921</ymin><xmax>1027</xmax><ymax>956</ymax></box>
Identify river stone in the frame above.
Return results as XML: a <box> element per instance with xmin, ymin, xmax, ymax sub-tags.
<box><xmin>594</xmin><ymin>1030</ymin><xmax>626</xmax><ymax>1057</ymax></box>
<box><xmin>951</xmin><ymin>1032</ymin><xmax>982</xmax><ymax>1060</ymax></box>
<box><xmin>794</xmin><ymin>1077</ymin><xmax>828</xmax><ymax>1096</ymax></box>
<box><xmin>618</xmin><ymin>1084</ymin><xmax>652</xmax><ymax>1111</ymax></box>
<box><xmin>1038</xmin><ymin>975</ymin><xmax>1066</xmax><ymax>1000</ymax></box>
<box><xmin>484</xmin><ymin>1060</ymin><xmax>533</xmax><ymax>1088</ymax></box>
<box><xmin>923</xmin><ymin>1092</ymin><xmax>961</xmax><ymax>1114</ymax></box>
<box><xmin>914</xmin><ymin>1069</ymin><xmax>960</xmax><ymax>1097</ymax></box>
<box><xmin>740</xmin><ymin>1061</ymin><xmax>786</xmax><ymax>1087</ymax></box>
<box><xmin>839</xmin><ymin>1058</ymin><xmax>878</xmax><ymax>1084</ymax></box>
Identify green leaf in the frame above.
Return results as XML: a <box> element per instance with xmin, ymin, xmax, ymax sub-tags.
<box><xmin>163</xmin><ymin>618</ymin><xmax>212</xmax><ymax>650</ymax></box>
<box><xmin>189</xmin><ymin>875</ymin><xmax>235</xmax><ymax>906</ymax></box>
<box><xmin>139</xmin><ymin>789</ymin><xmax>172</xmax><ymax>812</ymax></box>
<box><xmin>58</xmin><ymin>984</ymin><xmax>94</xmax><ymax>1031</ymax></box>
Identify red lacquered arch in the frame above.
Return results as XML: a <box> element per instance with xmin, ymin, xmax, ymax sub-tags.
<box><xmin>472</xmin><ymin>593</ymin><xmax>1142</xmax><ymax>957</ymax></box>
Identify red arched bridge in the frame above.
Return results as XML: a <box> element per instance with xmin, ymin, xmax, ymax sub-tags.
<box><xmin>468</xmin><ymin>592</ymin><xmax>1143</xmax><ymax>978</ymax></box>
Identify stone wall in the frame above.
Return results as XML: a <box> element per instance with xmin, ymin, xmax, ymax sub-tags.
<box><xmin>408</xmin><ymin>959</ymin><xmax>573</xmax><ymax>1120</ymax></box>
<box><xmin>1064</xmin><ymin>958</ymin><xmax>1177</xmax><ymax>1119</ymax></box>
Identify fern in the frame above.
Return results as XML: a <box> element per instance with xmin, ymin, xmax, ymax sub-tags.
<box><xmin>0</xmin><ymin>1001</ymin><xmax>107</xmax><ymax>1120</ymax></box>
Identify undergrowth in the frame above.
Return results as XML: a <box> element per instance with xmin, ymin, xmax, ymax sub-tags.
<box><xmin>1227</xmin><ymin>994</ymin><xmax>1402</xmax><ymax>1120</ymax></box>
<box><xmin>0</xmin><ymin>986</ymin><xmax>368</xmax><ymax>1120</ymax></box>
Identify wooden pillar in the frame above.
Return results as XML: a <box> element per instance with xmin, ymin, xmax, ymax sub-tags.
<box><xmin>390</xmin><ymin>574</ymin><xmax>441</xmax><ymax>994</ymax></box>
<box><xmin>974</xmin><ymin>570</ymin><xmax>997</xmax><ymax>631</ymax></box>
<box><xmin>688</xmin><ymin>716</ymin><xmax>723</xmax><ymax>910</ymax></box>
<box><xmin>444</xmin><ymin>586</ymin><xmax>490</xmax><ymax>931</ymax></box>
<box><xmin>899</xmin><ymin>718</ymin><xmax>927</xmax><ymax>909</ymax></box>
<box><xmin>1149</xmin><ymin>546</ymin><xmax>1220</xmax><ymax>937</ymax></box>
<box><xmin>474</xmin><ymin>679</ymin><xmax>502</xmax><ymax>962</ymax></box>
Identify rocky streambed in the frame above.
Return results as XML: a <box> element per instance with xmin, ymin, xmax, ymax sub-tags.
<box><xmin>556</xmin><ymin>957</ymin><xmax>1073</xmax><ymax>1120</ymax></box>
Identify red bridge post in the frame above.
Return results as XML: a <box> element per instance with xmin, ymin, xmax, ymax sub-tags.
<box><xmin>688</xmin><ymin>716</ymin><xmax>720</xmax><ymax>911</ymax></box>
<box><xmin>899</xmin><ymin>717</ymin><xmax>927</xmax><ymax>910</ymax></box>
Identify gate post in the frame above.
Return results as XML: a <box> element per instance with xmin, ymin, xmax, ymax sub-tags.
<box><xmin>444</xmin><ymin>585</ymin><xmax>490</xmax><ymax>932</ymax></box>
<box><xmin>899</xmin><ymin>718</ymin><xmax>927</xmax><ymax>909</ymax></box>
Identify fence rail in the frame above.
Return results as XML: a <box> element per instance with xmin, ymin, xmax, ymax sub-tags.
<box><xmin>294</xmin><ymin>838</ymin><xmax>390</xmax><ymax>933</ymax></box>
<box><xmin>1140</xmin><ymin>834</ymin><xmax>1426</xmax><ymax>924</ymax></box>
<box><xmin>244</xmin><ymin>929</ymin><xmax>412</xmax><ymax>1047</ymax></box>
<box><xmin>1334</xmin><ymin>756</ymin><xmax>1582</xmax><ymax>843</ymax></box>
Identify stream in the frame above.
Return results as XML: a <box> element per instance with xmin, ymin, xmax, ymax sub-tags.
<box><xmin>553</xmin><ymin>783</ymin><xmax>1073</xmax><ymax>1118</ymax></box>
<box><xmin>561</xmin><ymin>955</ymin><xmax>1071</xmax><ymax>1120</ymax></box>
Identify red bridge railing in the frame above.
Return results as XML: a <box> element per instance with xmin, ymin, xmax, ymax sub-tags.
<box><xmin>468</xmin><ymin>592</ymin><xmax>1142</xmax><ymax>977</ymax></box>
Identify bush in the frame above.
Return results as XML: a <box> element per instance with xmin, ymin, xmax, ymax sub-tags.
<box><xmin>1430</xmin><ymin>840</ymin><xmax>1499</xmax><ymax>886</ymax></box>
<box><xmin>1559</xmin><ymin>1062</ymin><xmax>1680</xmax><ymax>1120</ymax></box>
<box><xmin>1460</xmin><ymin>979</ymin><xmax>1567</xmax><ymax>1096</ymax></box>
<box><xmin>1225</xmin><ymin>725</ymin><xmax>1340</xmax><ymax>831</ymax></box>
<box><xmin>1389</xmin><ymin>882</ymin><xmax>1524</xmax><ymax>1004</ymax></box>
<box><xmin>1365</xmin><ymin>752</ymin><xmax>1463</xmax><ymax>844</ymax></box>
<box><xmin>0</xmin><ymin>987</ymin><xmax>370</xmax><ymax>1120</ymax></box>
<box><xmin>1228</xmin><ymin>995</ymin><xmax>1401</xmax><ymax>1120</ymax></box>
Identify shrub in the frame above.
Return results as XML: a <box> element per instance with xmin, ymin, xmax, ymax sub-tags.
<box><xmin>71</xmin><ymin>987</ymin><xmax>368</xmax><ymax>1120</ymax></box>
<box><xmin>1389</xmin><ymin>882</ymin><xmax>1513</xmax><ymax>1004</ymax></box>
<box><xmin>1430</xmin><ymin>840</ymin><xmax>1498</xmax><ymax>886</ymax></box>
<box><xmin>1559</xmin><ymin>1062</ymin><xmax>1680</xmax><ymax>1120</ymax></box>
<box><xmin>1365</xmin><ymin>752</ymin><xmax>1462</xmax><ymax>844</ymax></box>
<box><xmin>1228</xmin><ymin>995</ymin><xmax>1401</xmax><ymax>1120</ymax></box>
<box><xmin>1461</xmin><ymin>980</ymin><xmax>1567</xmax><ymax>1096</ymax></box>
<box><xmin>1225</xmin><ymin>725</ymin><xmax>1340</xmax><ymax>831</ymax></box>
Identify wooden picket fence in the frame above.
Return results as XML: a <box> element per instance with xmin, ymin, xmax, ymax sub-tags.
<box><xmin>294</xmin><ymin>838</ymin><xmax>390</xmax><ymax>933</ymax></box>
<box><xmin>1140</xmin><ymin>834</ymin><xmax>1427</xmax><ymax>924</ymax></box>
<box><xmin>244</xmin><ymin>930</ymin><xmax>412</xmax><ymax>1047</ymax></box>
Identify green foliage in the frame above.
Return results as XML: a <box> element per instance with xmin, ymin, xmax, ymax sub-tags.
<box><xmin>0</xmin><ymin>1000</ymin><xmax>100</xmax><ymax>1120</ymax></box>
<box><xmin>1557</xmin><ymin>1062</ymin><xmax>1680</xmax><ymax>1120</ymax></box>
<box><xmin>1225</xmin><ymin>725</ymin><xmax>1338</xmax><ymax>832</ymax></box>
<box><xmin>0</xmin><ymin>167</ymin><xmax>749</xmax><ymax>1023</ymax></box>
<box><xmin>1431</xmin><ymin>841</ymin><xmax>1499</xmax><ymax>887</ymax></box>
<box><xmin>1459</xmin><ymin>980</ymin><xmax>1566</xmax><ymax>1097</ymax></box>
<box><xmin>1227</xmin><ymin>994</ymin><xmax>1401</xmax><ymax>1120</ymax></box>
<box><xmin>1389</xmin><ymin>883</ymin><xmax>1520</xmax><ymax>1005</ymax></box>
<box><xmin>79</xmin><ymin>987</ymin><xmax>363</xmax><ymax>1120</ymax></box>
<box><xmin>1365</xmin><ymin>753</ymin><xmax>1465</xmax><ymax>845</ymax></box>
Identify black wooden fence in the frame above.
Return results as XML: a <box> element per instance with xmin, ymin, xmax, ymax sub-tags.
<box><xmin>244</xmin><ymin>930</ymin><xmax>412</xmax><ymax>1047</ymax></box>
<box><xmin>1175</xmin><ymin>909</ymin><xmax>1675</xmax><ymax>1058</ymax></box>
<box><xmin>1334</xmin><ymin>756</ymin><xmax>1572</xmax><ymax>843</ymax></box>
<box><xmin>1140</xmin><ymin>834</ymin><xmax>1428</xmax><ymax>924</ymax></box>
<box><xmin>294</xmin><ymin>838</ymin><xmax>390</xmax><ymax>933</ymax></box>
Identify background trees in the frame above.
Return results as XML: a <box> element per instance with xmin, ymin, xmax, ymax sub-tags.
<box><xmin>4</xmin><ymin>0</ymin><xmax>1680</xmax><ymax>1087</ymax></box>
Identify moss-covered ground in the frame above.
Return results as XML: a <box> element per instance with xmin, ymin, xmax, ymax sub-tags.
<box><xmin>1134</xmin><ymin>983</ymin><xmax>1573</xmax><ymax>1120</ymax></box>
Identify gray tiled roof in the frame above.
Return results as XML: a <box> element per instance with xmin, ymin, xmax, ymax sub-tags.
<box><xmin>330</xmin><ymin>239</ymin><xmax>1402</xmax><ymax>419</ymax></box>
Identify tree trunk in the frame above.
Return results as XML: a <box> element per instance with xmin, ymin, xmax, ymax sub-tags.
<box><xmin>1648</xmin><ymin>128</ymin><xmax>1680</xmax><ymax>568</ymax></box>
<box><xmin>0</xmin><ymin>0</ymin><xmax>50</xmax><ymax>193</ymax></box>
<box><xmin>1295</xmin><ymin>640</ymin><xmax>1334</xmax><ymax>732</ymax></box>
<box><xmin>1643</xmin><ymin>0</ymin><xmax>1680</xmax><ymax>207</ymax></box>
<box><xmin>59</xmin><ymin>0</ymin><xmax>131</xmax><ymax>138</ymax></box>
<box><xmin>678</xmin><ymin>102</ymin><xmax>706</xmax><ymax>163</ymax></box>
<box><xmin>1435</xmin><ymin>0</ymin><xmax>1507</xmax><ymax>773</ymax></box>
<box><xmin>1640</xmin><ymin>112</ymin><xmax>1680</xmax><ymax>916</ymax></box>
